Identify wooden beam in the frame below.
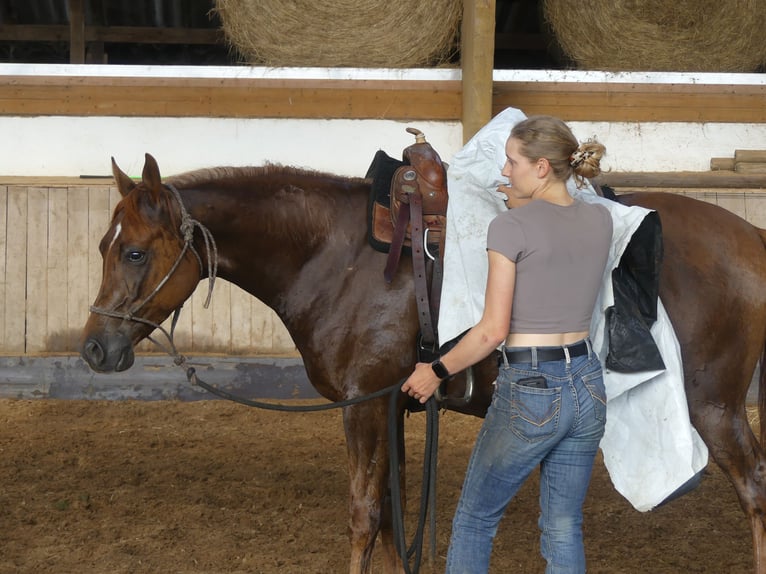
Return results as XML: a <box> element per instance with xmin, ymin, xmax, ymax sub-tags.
<box><xmin>461</xmin><ymin>0</ymin><xmax>496</xmax><ymax>143</ymax></box>
<box><xmin>0</xmin><ymin>73</ymin><xmax>763</xmax><ymax>125</ymax></box>
<box><xmin>0</xmin><ymin>75</ymin><xmax>462</xmax><ymax>120</ymax></box>
<box><xmin>492</xmin><ymin>80</ymin><xmax>766</xmax><ymax>123</ymax></box>
<box><xmin>594</xmin><ymin>171</ymin><xmax>766</xmax><ymax>189</ymax></box>
<box><xmin>0</xmin><ymin>25</ymin><xmax>222</xmax><ymax>45</ymax></box>
<box><xmin>68</xmin><ymin>0</ymin><xmax>85</xmax><ymax>64</ymax></box>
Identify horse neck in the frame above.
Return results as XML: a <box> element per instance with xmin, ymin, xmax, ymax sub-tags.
<box><xmin>179</xmin><ymin>175</ymin><xmax>369</xmax><ymax>310</ymax></box>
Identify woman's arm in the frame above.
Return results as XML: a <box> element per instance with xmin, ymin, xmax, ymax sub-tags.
<box><xmin>401</xmin><ymin>250</ymin><xmax>515</xmax><ymax>403</ymax></box>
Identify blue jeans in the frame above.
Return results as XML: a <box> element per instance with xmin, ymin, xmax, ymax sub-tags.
<box><xmin>446</xmin><ymin>340</ymin><xmax>606</xmax><ymax>574</ymax></box>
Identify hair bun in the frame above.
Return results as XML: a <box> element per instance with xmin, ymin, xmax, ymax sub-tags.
<box><xmin>569</xmin><ymin>147</ymin><xmax>595</xmax><ymax>168</ymax></box>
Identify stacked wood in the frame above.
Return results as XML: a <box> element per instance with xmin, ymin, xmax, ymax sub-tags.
<box><xmin>711</xmin><ymin>150</ymin><xmax>766</xmax><ymax>174</ymax></box>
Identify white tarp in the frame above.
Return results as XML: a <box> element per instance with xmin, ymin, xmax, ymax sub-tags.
<box><xmin>439</xmin><ymin>107</ymin><xmax>708</xmax><ymax>511</ymax></box>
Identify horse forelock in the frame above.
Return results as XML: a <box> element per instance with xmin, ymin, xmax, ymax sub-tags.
<box><xmin>113</xmin><ymin>182</ymin><xmax>183</xmax><ymax>241</ymax></box>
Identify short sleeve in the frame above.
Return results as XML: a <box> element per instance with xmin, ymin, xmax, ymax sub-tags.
<box><xmin>487</xmin><ymin>213</ymin><xmax>526</xmax><ymax>262</ymax></box>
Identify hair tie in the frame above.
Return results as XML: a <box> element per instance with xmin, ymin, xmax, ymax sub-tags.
<box><xmin>569</xmin><ymin>148</ymin><xmax>595</xmax><ymax>169</ymax></box>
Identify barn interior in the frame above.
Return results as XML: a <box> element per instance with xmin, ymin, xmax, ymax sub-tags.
<box><xmin>0</xmin><ymin>0</ymin><xmax>563</xmax><ymax>69</ymax></box>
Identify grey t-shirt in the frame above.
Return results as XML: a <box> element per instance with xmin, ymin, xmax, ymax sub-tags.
<box><xmin>486</xmin><ymin>198</ymin><xmax>613</xmax><ymax>334</ymax></box>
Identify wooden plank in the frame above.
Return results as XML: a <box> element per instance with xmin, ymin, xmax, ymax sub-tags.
<box><xmin>1</xmin><ymin>73</ymin><xmax>764</xmax><ymax>123</ymax></box>
<box><xmin>715</xmin><ymin>193</ymin><xmax>748</xmax><ymax>220</ymax></box>
<box><xmin>594</xmin><ymin>171</ymin><xmax>766</xmax><ymax>189</ymax></box>
<box><xmin>0</xmin><ymin>177</ymin><xmax>112</xmax><ymax>186</ymax></box>
<box><xmin>47</xmin><ymin>189</ymin><xmax>69</xmax><ymax>351</ymax></box>
<box><xmin>210</xmin><ymin>279</ymin><xmax>232</xmax><ymax>354</ymax></box>
<box><xmin>68</xmin><ymin>0</ymin><xmax>85</xmax><ymax>65</ymax></box>
<box><xmin>744</xmin><ymin>194</ymin><xmax>766</xmax><ymax>228</ymax></box>
<box><xmin>710</xmin><ymin>157</ymin><xmax>735</xmax><ymax>171</ymax></box>
<box><xmin>0</xmin><ymin>77</ymin><xmax>463</xmax><ymax>120</ymax></box>
<box><xmin>4</xmin><ymin>187</ymin><xmax>26</xmax><ymax>354</ymax></box>
<box><xmin>230</xmin><ymin>284</ymin><xmax>253</xmax><ymax>353</ymax></box>
<box><xmin>735</xmin><ymin>150</ymin><xmax>766</xmax><ymax>163</ymax></box>
<box><xmin>189</xmin><ymin>280</ymin><xmax>215</xmax><ymax>353</ymax></box>
<box><xmin>461</xmin><ymin>0</ymin><xmax>496</xmax><ymax>142</ymax></box>
<box><xmin>250</xmin><ymin>298</ymin><xmax>276</xmax><ymax>354</ymax></box>
<box><xmin>87</xmin><ymin>186</ymin><xmax>111</xmax><ymax>308</ymax></box>
<box><xmin>735</xmin><ymin>163</ymin><xmax>766</xmax><ymax>174</ymax></box>
<box><xmin>25</xmin><ymin>187</ymin><xmax>49</xmax><ymax>353</ymax></box>
<box><xmin>0</xmin><ymin>25</ymin><xmax>221</xmax><ymax>45</ymax></box>
<box><xmin>67</xmin><ymin>186</ymin><xmax>90</xmax><ymax>352</ymax></box>
<box><xmin>492</xmin><ymin>81</ymin><xmax>766</xmax><ymax>123</ymax></box>
<box><xmin>0</xmin><ymin>186</ymin><xmax>7</xmax><ymax>350</ymax></box>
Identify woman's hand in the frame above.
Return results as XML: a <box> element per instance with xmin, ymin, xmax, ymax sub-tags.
<box><xmin>401</xmin><ymin>362</ymin><xmax>442</xmax><ymax>404</ymax></box>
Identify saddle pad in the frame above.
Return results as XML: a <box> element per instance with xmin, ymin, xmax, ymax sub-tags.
<box><xmin>365</xmin><ymin>149</ymin><xmax>405</xmax><ymax>253</ymax></box>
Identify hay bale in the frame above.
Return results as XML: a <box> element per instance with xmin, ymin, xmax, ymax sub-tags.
<box><xmin>214</xmin><ymin>0</ymin><xmax>462</xmax><ymax>68</ymax></box>
<box><xmin>543</xmin><ymin>0</ymin><xmax>766</xmax><ymax>72</ymax></box>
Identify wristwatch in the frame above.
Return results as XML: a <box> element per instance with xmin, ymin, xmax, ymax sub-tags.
<box><xmin>431</xmin><ymin>359</ymin><xmax>450</xmax><ymax>380</ymax></box>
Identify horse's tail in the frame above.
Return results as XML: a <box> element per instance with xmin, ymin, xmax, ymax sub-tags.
<box><xmin>758</xmin><ymin>228</ymin><xmax>766</xmax><ymax>445</ymax></box>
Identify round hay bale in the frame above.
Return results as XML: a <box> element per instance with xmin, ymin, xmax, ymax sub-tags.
<box><xmin>214</xmin><ymin>0</ymin><xmax>462</xmax><ymax>68</ymax></box>
<box><xmin>543</xmin><ymin>0</ymin><xmax>766</xmax><ymax>72</ymax></box>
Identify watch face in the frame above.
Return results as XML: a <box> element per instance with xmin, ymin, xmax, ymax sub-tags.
<box><xmin>431</xmin><ymin>360</ymin><xmax>449</xmax><ymax>379</ymax></box>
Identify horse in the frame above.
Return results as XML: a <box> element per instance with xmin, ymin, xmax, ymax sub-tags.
<box><xmin>81</xmin><ymin>153</ymin><xmax>766</xmax><ymax>574</ymax></box>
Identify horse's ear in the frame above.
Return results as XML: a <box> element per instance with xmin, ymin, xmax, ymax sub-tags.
<box><xmin>111</xmin><ymin>157</ymin><xmax>136</xmax><ymax>197</ymax></box>
<box><xmin>141</xmin><ymin>153</ymin><xmax>163</xmax><ymax>192</ymax></box>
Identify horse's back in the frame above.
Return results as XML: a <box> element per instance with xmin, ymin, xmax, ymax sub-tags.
<box><xmin>620</xmin><ymin>191</ymin><xmax>766</xmax><ymax>404</ymax></box>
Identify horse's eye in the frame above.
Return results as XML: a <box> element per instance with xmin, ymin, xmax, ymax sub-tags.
<box><xmin>125</xmin><ymin>250</ymin><xmax>146</xmax><ymax>265</ymax></box>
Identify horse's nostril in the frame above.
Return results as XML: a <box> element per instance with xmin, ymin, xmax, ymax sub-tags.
<box><xmin>82</xmin><ymin>338</ymin><xmax>105</xmax><ymax>366</ymax></box>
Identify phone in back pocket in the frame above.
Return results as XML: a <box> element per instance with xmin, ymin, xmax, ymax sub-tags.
<box><xmin>517</xmin><ymin>376</ymin><xmax>547</xmax><ymax>388</ymax></box>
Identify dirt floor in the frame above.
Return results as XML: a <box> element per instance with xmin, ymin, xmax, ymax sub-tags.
<box><xmin>0</xmin><ymin>398</ymin><xmax>755</xmax><ymax>573</ymax></box>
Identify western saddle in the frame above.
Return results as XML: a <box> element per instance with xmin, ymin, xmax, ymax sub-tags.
<box><xmin>367</xmin><ymin>127</ymin><xmax>448</xmax><ymax>362</ymax></box>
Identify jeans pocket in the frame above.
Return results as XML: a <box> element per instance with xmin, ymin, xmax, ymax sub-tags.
<box><xmin>510</xmin><ymin>384</ymin><xmax>561</xmax><ymax>443</ymax></box>
<box><xmin>582</xmin><ymin>369</ymin><xmax>607</xmax><ymax>424</ymax></box>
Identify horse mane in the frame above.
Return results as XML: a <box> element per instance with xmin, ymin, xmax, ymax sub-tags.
<box><xmin>167</xmin><ymin>163</ymin><xmax>366</xmax><ymax>189</ymax></box>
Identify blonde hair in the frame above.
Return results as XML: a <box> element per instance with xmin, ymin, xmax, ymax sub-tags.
<box><xmin>510</xmin><ymin>115</ymin><xmax>606</xmax><ymax>188</ymax></box>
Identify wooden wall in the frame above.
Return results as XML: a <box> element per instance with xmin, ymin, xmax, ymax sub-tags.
<box><xmin>0</xmin><ymin>180</ymin><xmax>296</xmax><ymax>356</ymax></box>
<box><xmin>2</xmin><ymin>178</ymin><xmax>766</xmax><ymax>356</ymax></box>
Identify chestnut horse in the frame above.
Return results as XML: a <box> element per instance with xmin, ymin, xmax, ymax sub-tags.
<box><xmin>81</xmin><ymin>153</ymin><xmax>766</xmax><ymax>574</ymax></box>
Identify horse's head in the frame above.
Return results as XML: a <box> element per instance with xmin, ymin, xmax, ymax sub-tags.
<box><xmin>81</xmin><ymin>154</ymin><xmax>204</xmax><ymax>373</ymax></box>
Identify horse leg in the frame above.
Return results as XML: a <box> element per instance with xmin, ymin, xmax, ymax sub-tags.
<box><xmin>343</xmin><ymin>399</ymin><xmax>405</xmax><ymax>574</ymax></box>
<box><xmin>688</xmin><ymin>395</ymin><xmax>766</xmax><ymax>574</ymax></box>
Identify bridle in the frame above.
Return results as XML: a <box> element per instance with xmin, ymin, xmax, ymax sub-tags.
<box><xmin>88</xmin><ymin>183</ymin><xmax>219</xmax><ymax>359</ymax></box>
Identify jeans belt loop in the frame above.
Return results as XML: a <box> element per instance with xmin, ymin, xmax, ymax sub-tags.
<box><xmin>585</xmin><ymin>338</ymin><xmax>592</xmax><ymax>358</ymax></box>
<box><xmin>501</xmin><ymin>347</ymin><xmax>510</xmax><ymax>368</ymax></box>
<box><xmin>563</xmin><ymin>345</ymin><xmax>571</xmax><ymax>364</ymax></box>
<box><xmin>530</xmin><ymin>346</ymin><xmax>538</xmax><ymax>369</ymax></box>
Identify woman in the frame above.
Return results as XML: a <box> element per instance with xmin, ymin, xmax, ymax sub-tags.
<box><xmin>402</xmin><ymin>115</ymin><xmax>612</xmax><ymax>573</ymax></box>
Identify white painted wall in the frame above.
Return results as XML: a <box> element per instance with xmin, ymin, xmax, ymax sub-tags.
<box><xmin>4</xmin><ymin>115</ymin><xmax>766</xmax><ymax>178</ymax></box>
<box><xmin>2</xmin><ymin>65</ymin><xmax>765</xmax><ymax>177</ymax></box>
<box><xmin>0</xmin><ymin>116</ymin><xmax>463</xmax><ymax>179</ymax></box>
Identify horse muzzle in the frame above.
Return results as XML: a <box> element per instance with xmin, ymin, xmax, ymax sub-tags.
<box><xmin>81</xmin><ymin>333</ymin><xmax>135</xmax><ymax>373</ymax></box>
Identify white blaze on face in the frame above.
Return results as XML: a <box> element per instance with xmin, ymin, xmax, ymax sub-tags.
<box><xmin>108</xmin><ymin>222</ymin><xmax>122</xmax><ymax>256</ymax></box>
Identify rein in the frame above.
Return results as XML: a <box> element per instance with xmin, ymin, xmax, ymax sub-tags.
<box><xmin>88</xmin><ymin>181</ymin><xmax>439</xmax><ymax>573</ymax></box>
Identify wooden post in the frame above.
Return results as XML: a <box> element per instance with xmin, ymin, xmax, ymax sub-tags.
<box><xmin>68</xmin><ymin>0</ymin><xmax>86</xmax><ymax>64</ymax></box>
<box><xmin>461</xmin><ymin>0</ymin><xmax>496</xmax><ymax>143</ymax></box>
